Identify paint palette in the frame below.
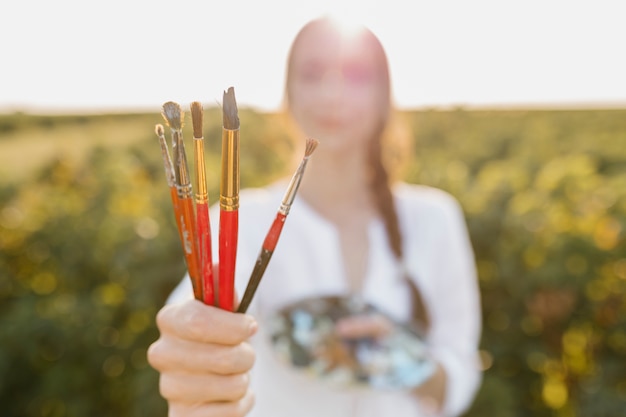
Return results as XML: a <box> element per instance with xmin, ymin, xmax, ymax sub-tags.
<box><xmin>267</xmin><ymin>295</ymin><xmax>437</xmax><ymax>390</ymax></box>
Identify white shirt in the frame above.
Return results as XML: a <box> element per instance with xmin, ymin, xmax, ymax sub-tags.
<box><xmin>169</xmin><ymin>181</ymin><xmax>482</xmax><ymax>417</ymax></box>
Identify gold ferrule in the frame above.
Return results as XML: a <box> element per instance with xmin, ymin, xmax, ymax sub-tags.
<box><xmin>279</xmin><ymin>157</ymin><xmax>309</xmax><ymax>215</ymax></box>
<box><xmin>194</xmin><ymin>138</ymin><xmax>208</xmax><ymax>204</ymax></box>
<box><xmin>220</xmin><ymin>129</ymin><xmax>239</xmax><ymax>210</ymax></box>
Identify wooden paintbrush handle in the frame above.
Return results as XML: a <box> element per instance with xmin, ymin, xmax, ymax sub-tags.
<box><xmin>218</xmin><ymin>210</ymin><xmax>238</xmax><ymax>311</ymax></box>
<box><xmin>237</xmin><ymin>248</ymin><xmax>273</xmax><ymax>314</ymax></box>
<box><xmin>179</xmin><ymin>197</ymin><xmax>201</xmax><ymax>300</ymax></box>
<box><xmin>196</xmin><ymin>202</ymin><xmax>214</xmax><ymax>306</ymax></box>
<box><xmin>263</xmin><ymin>213</ymin><xmax>286</xmax><ymax>251</ymax></box>
<box><xmin>237</xmin><ymin>213</ymin><xmax>287</xmax><ymax>314</ymax></box>
<box><xmin>169</xmin><ymin>187</ymin><xmax>183</xmax><ymax>244</ymax></box>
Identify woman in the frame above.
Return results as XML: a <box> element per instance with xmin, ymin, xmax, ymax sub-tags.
<box><xmin>148</xmin><ymin>16</ymin><xmax>482</xmax><ymax>417</ymax></box>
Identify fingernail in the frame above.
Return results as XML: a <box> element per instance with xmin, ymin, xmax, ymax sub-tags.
<box><xmin>248</xmin><ymin>318</ymin><xmax>258</xmax><ymax>336</ymax></box>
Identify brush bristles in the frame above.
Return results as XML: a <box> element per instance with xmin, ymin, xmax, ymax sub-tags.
<box><xmin>304</xmin><ymin>138</ymin><xmax>319</xmax><ymax>158</ymax></box>
<box><xmin>162</xmin><ymin>101</ymin><xmax>183</xmax><ymax>130</ymax></box>
<box><xmin>190</xmin><ymin>101</ymin><xmax>204</xmax><ymax>139</ymax></box>
<box><xmin>155</xmin><ymin>124</ymin><xmax>165</xmax><ymax>137</ymax></box>
<box><xmin>222</xmin><ymin>87</ymin><xmax>240</xmax><ymax>130</ymax></box>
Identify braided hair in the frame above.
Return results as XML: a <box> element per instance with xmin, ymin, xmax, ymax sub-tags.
<box><xmin>368</xmin><ymin>117</ymin><xmax>430</xmax><ymax>332</ymax></box>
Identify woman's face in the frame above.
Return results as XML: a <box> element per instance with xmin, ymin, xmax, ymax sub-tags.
<box><xmin>287</xmin><ymin>21</ymin><xmax>389</xmax><ymax>153</ymax></box>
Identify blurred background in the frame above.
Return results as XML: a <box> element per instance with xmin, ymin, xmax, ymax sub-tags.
<box><xmin>1</xmin><ymin>1</ymin><xmax>625</xmax><ymax>416</ymax></box>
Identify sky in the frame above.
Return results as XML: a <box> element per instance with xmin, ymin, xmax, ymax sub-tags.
<box><xmin>1</xmin><ymin>0</ymin><xmax>625</xmax><ymax>113</ymax></box>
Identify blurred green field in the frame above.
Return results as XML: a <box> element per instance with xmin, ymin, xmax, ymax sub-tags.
<box><xmin>0</xmin><ymin>107</ymin><xmax>624</xmax><ymax>417</ymax></box>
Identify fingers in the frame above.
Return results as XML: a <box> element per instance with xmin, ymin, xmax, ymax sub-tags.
<box><xmin>168</xmin><ymin>390</ymin><xmax>255</xmax><ymax>417</ymax></box>
<box><xmin>148</xmin><ymin>295</ymin><xmax>258</xmax><ymax>416</ymax></box>
<box><xmin>160</xmin><ymin>371</ymin><xmax>250</xmax><ymax>403</ymax></box>
<box><xmin>148</xmin><ymin>336</ymin><xmax>255</xmax><ymax>375</ymax></box>
<box><xmin>156</xmin><ymin>299</ymin><xmax>257</xmax><ymax>345</ymax></box>
<box><xmin>334</xmin><ymin>314</ymin><xmax>393</xmax><ymax>339</ymax></box>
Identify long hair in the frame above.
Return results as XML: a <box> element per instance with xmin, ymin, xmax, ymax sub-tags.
<box><xmin>284</xmin><ymin>17</ymin><xmax>429</xmax><ymax>331</ymax></box>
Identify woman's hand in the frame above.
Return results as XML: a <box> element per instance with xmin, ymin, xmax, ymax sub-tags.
<box><xmin>334</xmin><ymin>313</ymin><xmax>393</xmax><ymax>340</ymax></box>
<box><xmin>147</xmin><ymin>299</ymin><xmax>258</xmax><ymax>417</ymax></box>
<box><xmin>335</xmin><ymin>313</ymin><xmax>446</xmax><ymax>413</ymax></box>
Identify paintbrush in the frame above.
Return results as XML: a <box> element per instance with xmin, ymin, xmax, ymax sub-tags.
<box><xmin>237</xmin><ymin>137</ymin><xmax>319</xmax><ymax>313</ymax></box>
<box><xmin>190</xmin><ymin>101</ymin><xmax>215</xmax><ymax>306</ymax></box>
<box><xmin>162</xmin><ymin>101</ymin><xmax>202</xmax><ymax>301</ymax></box>
<box><xmin>218</xmin><ymin>87</ymin><xmax>240</xmax><ymax>311</ymax></box>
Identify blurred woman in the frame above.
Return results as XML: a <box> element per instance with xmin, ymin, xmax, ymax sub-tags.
<box><xmin>148</xmin><ymin>16</ymin><xmax>482</xmax><ymax>417</ymax></box>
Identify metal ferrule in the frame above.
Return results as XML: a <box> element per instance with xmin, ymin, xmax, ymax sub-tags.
<box><xmin>159</xmin><ymin>140</ymin><xmax>175</xmax><ymax>187</ymax></box>
<box><xmin>279</xmin><ymin>157</ymin><xmax>310</xmax><ymax>216</ymax></box>
<box><xmin>220</xmin><ymin>129</ymin><xmax>240</xmax><ymax>210</ymax></box>
<box><xmin>174</xmin><ymin>130</ymin><xmax>193</xmax><ymax>199</ymax></box>
<box><xmin>194</xmin><ymin>138</ymin><xmax>208</xmax><ymax>204</ymax></box>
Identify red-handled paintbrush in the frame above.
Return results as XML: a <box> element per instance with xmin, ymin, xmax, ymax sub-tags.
<box><xmin>237</xmin><ymin>137</ymin><xmax>319</xmax><ymax>313</ymax></box>
<box><xmin>190</xmin><ymin>101</ymin><xmax>215</xmax><ymax>306</ymax></box>
<box><xmin>218</xmin><ymin>87</ymin><xmax>240</xmax><ymax>311</ymax></box>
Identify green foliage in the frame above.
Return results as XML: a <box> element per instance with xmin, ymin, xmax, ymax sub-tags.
<box><xmin>0</xmin><ymin>144</ymin><xmax>182</xmax><ymax>416</ymax></box>
<box><xmin>0</xmin><ymin>108</ymin><xmax>624</xmax><ymax>416</ymax></box>
<box><xmin>406</xmin><ymin>109</ymin><xmax>626</xmax><ymax>417</ymax></box>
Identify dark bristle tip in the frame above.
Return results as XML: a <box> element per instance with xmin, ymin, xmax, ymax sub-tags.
<box><xmin>222</xmin><ymin>87</ymin><xmax>240</xmax><ymax>130</ymax></box>
<box><xmin>190</xmin><ymin>101</ymin><xmax>204</xmax><ymax>138</ymax></box>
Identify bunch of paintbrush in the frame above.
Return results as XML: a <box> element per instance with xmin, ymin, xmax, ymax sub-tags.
<box><xmin>156</xmin><ymin>90</ymin><xmax>240</xmax><ymax>310</ymax></box>
<box><xmin>155</xmin><ymin>87</ymin><xmax>317</xmax><ymax>313</ymax></box>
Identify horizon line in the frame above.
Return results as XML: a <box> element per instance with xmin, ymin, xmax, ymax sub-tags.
<box><xmin>1</xmin><ymin>99</ymin><xmax>626</xmax><ymax>116</ymax></box>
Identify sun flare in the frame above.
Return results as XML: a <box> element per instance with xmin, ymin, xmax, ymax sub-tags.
<box><xmin>322</xmin><ymin>4</ymin><xmax>371</xmax><ymax>38</ymax></box>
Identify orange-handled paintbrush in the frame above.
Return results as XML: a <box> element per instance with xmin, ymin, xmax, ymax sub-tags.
<box><xmin>154</xmin><ymin>123</ymin><xmax>184</xmax><ymax>246</ymax></box>
<box><xmin>162</xmin><ymin>101</ymin><xmax>202</xmax><ymax>301</ymax></box>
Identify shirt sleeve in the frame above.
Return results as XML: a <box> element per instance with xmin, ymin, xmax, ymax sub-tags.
<box><xmin>423</xmin><ymin>194</ymin><xmax>482</xmax><ymax>416</ymax></box>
